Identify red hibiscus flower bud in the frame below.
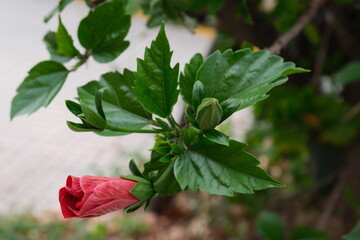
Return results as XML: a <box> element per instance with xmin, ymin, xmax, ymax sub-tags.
<box><xmin>59</xmin><ymin>175</ymin><xmax>139</xmax><ymax>218</ymax></box>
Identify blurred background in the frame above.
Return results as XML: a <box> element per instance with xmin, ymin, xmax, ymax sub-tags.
<box><xmin>1</xmin><ymin>0</ymin><xmax>360</xmax><ymax>239</ymax></box>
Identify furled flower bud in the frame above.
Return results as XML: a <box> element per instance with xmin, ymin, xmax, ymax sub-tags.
<box><xmin>59</xmin><ymin>175</ymin><xmax>139</xmax><ymax>218</ymax></box>
<box><xmin>196</xmin><ymin>98</ymin><xmax>223</xmax><ymax>131</ymax></box>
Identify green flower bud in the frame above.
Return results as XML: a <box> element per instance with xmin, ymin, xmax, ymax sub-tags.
<box><xmin>196</xmin><ymin>98</ymin><xmax>223</xmax><ymax>131</ymax></box>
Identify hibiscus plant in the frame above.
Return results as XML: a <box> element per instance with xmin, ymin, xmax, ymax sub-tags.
<box><xmin>10</xmin><ymin>0</ymin><xmax>308</xmax><ymax>218</ymax></box>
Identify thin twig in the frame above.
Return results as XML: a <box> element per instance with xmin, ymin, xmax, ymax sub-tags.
<box><xmin>267</xmin><ymin>0</ymin><xmax>329</xmax><ymax>55</ymax></box>
<box><xmin>316</xmin><ymin>171</ymin><xmax>347</xmax><ymax>229</ymax></box>
<box><xmin>310</xmin><ymin>12</ymin><xmax>333</xmax><ymax>88</ymax></box>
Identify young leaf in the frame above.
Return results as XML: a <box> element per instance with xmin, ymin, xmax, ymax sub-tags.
<box><xmin>44</xmin><ymin>0</ymin><xmax>74</xmax><ymax>23</ymax></box>
<box><xmin>196</xmin><ymin>49</ymin><xmax>308</xmax><ymax>120</ymax></box>
<box><xmin>11</xmin><ymin>61</ymin><xmax>69</xmax><ymax>119</ymax></box>
<box><xmin>134</xmin><ymin>23</ymin><xmax>180</xmax><ymax>118</ymax></box>
<box><xmin>78</xmin><ymin>0</ymin><xmax>130</xmax><ymax>63</ymax></box>
<box><xmin>154</xmin><ymin>160</ymin><xmax>182</xmax><ymax>195</ymax></box>
<box><xmin>43</xmin><ymin>31</ymin><xmax>71</xmax><ymax>63</ymax></box>
<box><xmin>75</xmin><ymin>70</ymin><xmax>152</xmax><ymax>132</ymax></box>
<box><xmin>180</xmin><ymin>53</ymin><xmax>204</xmax><ymax>104</ymax></box>
<box><xmin>174</xmin><ymin>140</ymin><xmax>284</xmax><ymax>196</ymax></box>
<box><xmin>257</xmin><ymin>211</ymin><xmax>285</xmax><ymax>240</ymax></box>
<box><xmin>56</xmin><ymin>16</ymin><xmax>80</xmax><ymax>58</ymax></box>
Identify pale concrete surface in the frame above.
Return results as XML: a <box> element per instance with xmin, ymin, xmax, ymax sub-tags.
<box><xmin>0</xmin><ymin>0</ymin><xmax>252</xmax><ymax>214</ymax></box>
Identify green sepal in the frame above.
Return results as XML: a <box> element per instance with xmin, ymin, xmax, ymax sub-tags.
<box><xmin>130</xmin><ymin>182</ymin><xmax>154</xmax><ymax>201</ymax></box>
<box><xmin>185</xmin><ymin>105</ymin><xmax>198</xmax><ymax>127</ymax></box>
<box><xmin>129</xmin><ymin>159</ymin><xmax>143</xmax><ymax>177</ymax></box>
<box><xmin>124</xmin><ymin>200</ymin><xmax>145</xmax><ymax>213</ymax></box>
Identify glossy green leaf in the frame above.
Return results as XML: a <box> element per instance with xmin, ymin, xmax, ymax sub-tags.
<box><xmin>44</xmin><ymin>0</ymin><xmax>73</xmax><ymax>23</ymax></box>
<box><xmin>76</xmin><ymin>70</ymin><xmax>152</xmax><ymax>132</ymax></box>
<box><xmin>56</xmin><ymin>16</ymin><xmax>80</xmax><ymax>58</ymax></box>
<box><xmin>78</xmin><ymin>0</ymin><xmax>130</xmax><ymax>63</ymax></box>
<box><xmin>192</xmin><ymin>81</ymin><xmax>206</xmax><ymax>111</ymax></box>
<box><xmin>134</xmin><ymin>23</ymin><xmax>180</xmax><ymax>117</ymax></box>
<box><xmin>65</xmin><ymin>100</ymin><xmax>82</xmax><ymax>117</ymax></box>
<box><xmin>11</xmin><ymin>61</ymin><xmax>69</xmax><ymax>119</ymax></box>
<box><xmin>180</xmin><ymin>53</ymin><xmax>204</xmax><ymax>104</ymax></box>
<box><xmin>196</xmin><ymin>49</ymin><xmax>308</xmax><ymax>120</ymax></box>
<box><xmin>174</xmin><ymin>140</ymin><xmax>284</xmax><ymax>196</ymax></box>
<box><xmin>43</xmin><ymin>31</ymin><xmax>71</xmax><ymax>63</ymax></box>
<box><xmin>257</xmin><ymin>211</ymin><xmax>285</xmax><ymax>240</ymax></box>
<box><xmin>334</xmin><ymin>61</ymin><xmax>360</xmax><ymax>85</ymax></box>
<box><xmin>343</xmin><ymin>221</ymin><xmax>360</xmax><ymax>240</ymax></box>
<box><xmin>66</xmin><ymin>121</ymin><xmax>100</xmax><ymax>132</ymax></box>
<box><xmin>204</xmin><ymin>129</ymin><xmax>229</xmax><ymax>146</ymax></box>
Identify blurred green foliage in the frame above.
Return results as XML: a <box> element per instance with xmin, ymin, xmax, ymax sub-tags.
<box><xmin>0</xmin><ymin>213</ymin><xmax>150</xmax><ymax>240</ymax></box>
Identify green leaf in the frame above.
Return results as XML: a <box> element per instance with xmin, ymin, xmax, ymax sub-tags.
<box><xmin>291</xmin><ymin>226</ymin><xmax>329</xmax><ymax>240</ymax></box>
<box><xmin>65</xmin><ymin>100</ymin><xmax>83</xmax><ymax>117</ymax></box>
<box><xmin>76</xmin><ymin>70</ymin><xmax>152</xmax><ymax>132</ymax></box>
<box><xmin>154</xmin><ymin>160</ymin><xmax>182</xmax><ymax>195</ymax></box>
<box><xmin>174</xmin><ymin>140</ymin><xmax>284</xmax><ymax>196</ymax></box>
<box><xmin>44</xmin><ymin>0</ymin><xmax>73</xmax><ymax>23</ymax></box>
<box><xmin>78</xmin><ymin>0</ymin><xmax>130</xmax><ymax>63</ymax></box>
<box><xmin>343</xmin><ymin>221</ymin><xmax>360</xmax><ymax>240</ymax></box>
<box><xmin>66</xmin><ymin>121</ymin><xmax>100</xmax><ymax>132</ymax></box>
<box><xmin>134</xmin><ymin>22</ymin><xmax>180</xmax><ymax>118</ymax></box>
<box><xmin>43</xmin><ymin>31</ymin><xmax>71</xmax><ymax>63</ymax></box>
<box><xmin>56</xmin><ymin>16</ymin><xmax>80</xmax><ymax>58</ymax></box>
<box><xmin>204</xmin><ymin>129</ymin><xmax>229</xmax><ymax>146</ymax></box>
<box><xmin>196</xmin><ymin>49</ymin><xmax>308</xmax><ymax>120</ymax></box>
<box><xmin>334</xmin><ymin>61</ymin><xmax>360</xmax><ymax>85</ymax></box>
<box><xmin>11</xmin><ymin>61</ymin><xmax>69</xmax><ymax>119</ymax></box>
<box><xmin>257</xmin><ymin>211</ymin><xmax>285</xmax><ymax>240</ymax></box>
<box><xmin>192</xmin><ymin>81</ymin><xmax>205</xmax><ymax>111</ymax></box>
<box><xmin>207</xmin><ymin>0</ymin><xmax>225</xmax><ymax>14</ymax></box>
<box><xmin>180</xmin><ymin>53</ymin><xmax>204</xmax><ymax>104</ymax></box>
<box><xmin>236</xmin><ymin>0</ymin><xmax>253</xmax><ymax>24</ymax></box>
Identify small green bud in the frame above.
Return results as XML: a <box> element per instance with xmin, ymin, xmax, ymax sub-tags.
<box><xmin>196</xmin><ymin>98</ymin><xmax>223</xmax><ymax>131</ymax></box>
